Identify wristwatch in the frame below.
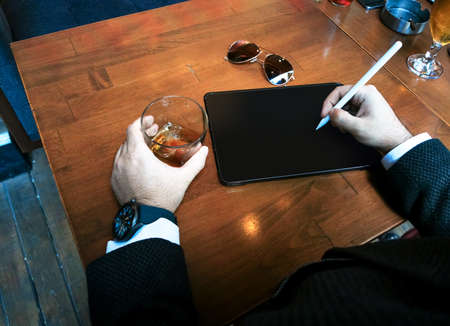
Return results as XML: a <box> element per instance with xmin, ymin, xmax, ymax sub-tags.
<box><xmin>112</xmin><ymin>199</ymin><xmax>175</xmax><ymax>242</ymax></box>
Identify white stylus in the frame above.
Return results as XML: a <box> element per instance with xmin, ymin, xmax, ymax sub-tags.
<box><xmin>315</xmin><ymin>41</ymin><xmax>403</xmax><ymax>131</ymax></box>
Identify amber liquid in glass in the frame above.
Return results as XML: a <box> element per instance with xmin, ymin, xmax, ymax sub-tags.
<box><xmin>150</xmin><ymin>122</ymin><xmax>200</xmax><ymax>167</ymax></box>
<box><xmin>430</xmin><ymin>0</ymin><xmax>450</xmax><ymax>45</ymax></box>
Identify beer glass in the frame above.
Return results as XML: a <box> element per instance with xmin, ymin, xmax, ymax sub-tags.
<box><xmin>141</xmin><ymin>96</ymin><xmax>208</xmax><ymax>167</ymax></box>
<box><xmin>407</xmin><ymin>0</ymin><xmax>450</xmax><ymax>79</ymax></box>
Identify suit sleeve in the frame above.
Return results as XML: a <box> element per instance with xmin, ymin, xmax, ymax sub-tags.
<box><xmin>86</xmin><ymin>238</ymin><xmax>197</xmax><ymax>325</ymax></box>
<box><xmin>385</xmin><ymin>139</ymin><xmax>450</xmax><ymax>236</ymax></box>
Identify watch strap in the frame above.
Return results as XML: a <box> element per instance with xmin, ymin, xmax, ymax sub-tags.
<box><xmin>138</xmin><ymin>205</ymin><xmax>177</xmax><ymax>226</ymax></box>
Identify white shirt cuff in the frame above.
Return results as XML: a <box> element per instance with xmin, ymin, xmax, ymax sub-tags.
<box><xmin>381</xmin><ymin>133</ymin><xmax>431</xmax><ymax>170</ymax></box>
<box><xmin>106</xmin><ymin>218</ymin><xmax>180</xmax><ymax>253</ymax></box>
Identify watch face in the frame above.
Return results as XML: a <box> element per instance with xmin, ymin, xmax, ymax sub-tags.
<box><xmin>113</xmin><ymin>201</ymin><xmax>138</xmax><ymax>241</ymax></box>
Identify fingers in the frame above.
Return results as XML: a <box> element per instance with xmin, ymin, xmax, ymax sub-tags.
<box><xmin>329</xmin><ymin>108</ymin><xmax>361</xmax><ymax>135</ymax></box>
<box><xmin>181</xmin><ymin>146</ymin><xmax>209</xmax><ymax>181</ymax></box>
<box><xmin>321</xmin><ymin>85</ymin><xmax>353</xmax><ymax>117</ymax></box>
<box><xmin>114</xmin><ymin>144</ymin><xmax>124</xmax><ymax>163</ymax></box>
<box><xmin>141</xmin><ymin>115</ymin><xmax>154</xmax><ymax>130</ymax></box>
<box><xmin>125</xmin><ymin>116</ymin><xmax>154</xmax><ymax>151</ymax></box>
<box><xmin>125</xmin><ymin>118</ymin><xmax>145</xmax><ymax>151</ymax></box>
<box><xmin>143</xmin><ymin>124</ymin><xmax>158</xmax><ymax>138</ymax></box>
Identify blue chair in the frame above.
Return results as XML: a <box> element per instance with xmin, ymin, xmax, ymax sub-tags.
<box><xmin>0</xmin><ymin>0</ymin><xmax>185</xmax><ymax>153</ymax></box>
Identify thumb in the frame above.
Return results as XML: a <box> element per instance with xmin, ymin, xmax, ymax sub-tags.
<box><xmin>329</xmin><ymin>108</ymin><xmax>361</xmax><ymax>134</ymax></box>
<box><xmin>181</xmin><ymin>146</ymin><xmax>209</xmax><ymax>181</ymax></box>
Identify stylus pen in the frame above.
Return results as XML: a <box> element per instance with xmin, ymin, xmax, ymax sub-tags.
<box><xmin>315</xmin><ymin>41</ymin><xmax>403</xmax><ymax>131</ymax></box>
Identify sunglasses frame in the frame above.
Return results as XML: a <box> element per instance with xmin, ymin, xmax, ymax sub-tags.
<box><xmin>226</xmin><ymin>40</ymin><xmax>295</xmax><ymax>86</ymax></box>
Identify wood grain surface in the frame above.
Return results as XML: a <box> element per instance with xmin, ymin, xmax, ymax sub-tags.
<box><xmin>30</xmin><ymin>149</ymin><xmax>90</xmax><ymax>325</ymax></box>
<box><xmin>4</xmin><ymin>175</ymin><xmax>80</xmax><ymax>325</ymax></box>
<box><xmin>0</xmin><ymin>150</ymin><xmax>90</xmax><ymax>326</ymax></box>
<box><xmin>0</xmin><ymin>184</ymin><xmax>40</xmax><ymax>325</ymax></box>
<box><xmin>11</xmin><ymin>0</ymin><xmax>450</xmax><ymax>324</ymax></box>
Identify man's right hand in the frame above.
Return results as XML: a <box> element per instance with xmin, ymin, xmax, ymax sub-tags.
<box><xmin>321</xmin><ymin>85</ymin><xmax>412</xmax><ymax>154</ymax></box>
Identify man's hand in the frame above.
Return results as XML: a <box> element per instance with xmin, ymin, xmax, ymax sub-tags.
<box><xmin>321</xmin><ymin>85</ymin><xmax>412</xmax><ymax>154</ymax></box>
<box><xmin>111</xmin><ymin>117</ymin><xmax>208</xmax><ymax>212</ymax></box>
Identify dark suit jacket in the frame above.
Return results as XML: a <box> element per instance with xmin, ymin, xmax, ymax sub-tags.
<box><xmin>87</xmin><ymin>139</ymin><xmax>450</xmax><ymax>325</ymax></box>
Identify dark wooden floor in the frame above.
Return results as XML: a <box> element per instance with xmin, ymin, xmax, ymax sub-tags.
<box><xmin>0</xmin><ymin>148</ymin><xmax>90</xmax><ymax>326</ymax></box>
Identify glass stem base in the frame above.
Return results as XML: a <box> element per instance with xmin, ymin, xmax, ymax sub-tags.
<box><xmin>407</xmin><ymin>42</ymin><xmax>443</xmax><ymax>79</ymax></box>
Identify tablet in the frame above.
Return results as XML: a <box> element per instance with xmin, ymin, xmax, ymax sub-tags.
<box><xmin>204</xmin><ymin>83</ymin><xmax>379</xmax><ymax>186</ymax></box>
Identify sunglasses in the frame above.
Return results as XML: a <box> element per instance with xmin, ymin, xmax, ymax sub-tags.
<box><xmin>226</xmin><ymin>40</ymin><xmax>294</xmax><ymax>86</ymax></box>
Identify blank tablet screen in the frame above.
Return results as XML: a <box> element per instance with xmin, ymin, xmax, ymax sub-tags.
<box><xmin>204</xmin><ymin>83</ymin><xmax>379</xmax><ymax>186</ymax></box>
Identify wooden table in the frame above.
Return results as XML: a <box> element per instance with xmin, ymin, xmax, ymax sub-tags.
<box><xmin>11</xmin><ymin>0</ymin><xmax>450</xmax><ymax>324</ymax></box>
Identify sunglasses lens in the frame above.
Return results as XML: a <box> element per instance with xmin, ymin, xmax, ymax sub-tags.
<box><xmin>263</xmin><ymin>54</ymin><xmax>294</xmax><ymax>85</ymax></box>
<box><xmin>227</xmin><ymin>40</ymin><xmax>260</xmax><ymax>63</ymax></box>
